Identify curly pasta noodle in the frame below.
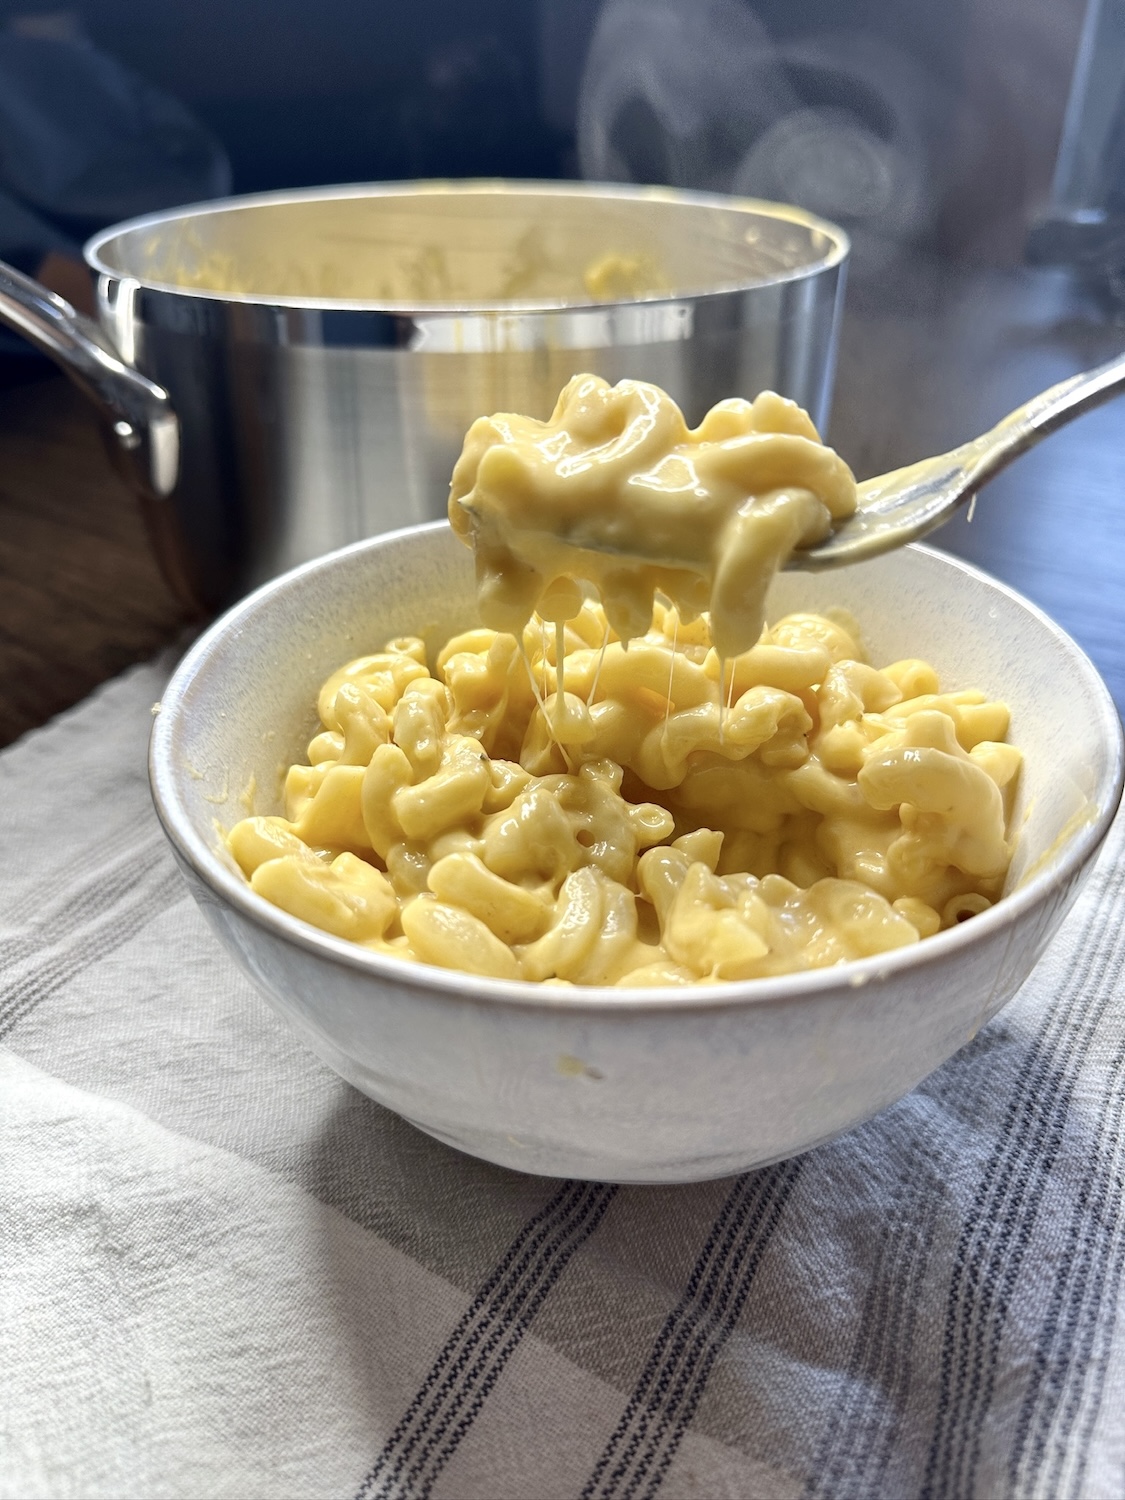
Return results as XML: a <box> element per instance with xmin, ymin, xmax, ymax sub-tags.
<box><xmin>226</xmin><ymin>600</ymin><xmax>1020</xmax><ymax>986</ymax></box>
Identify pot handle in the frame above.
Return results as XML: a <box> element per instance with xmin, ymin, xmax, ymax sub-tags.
<box><xmin>0</xmin><ymin>258</ymin><xmax>179</xmax><ymax>498</ymax></box>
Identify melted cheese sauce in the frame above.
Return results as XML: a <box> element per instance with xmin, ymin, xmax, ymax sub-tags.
<box><xmin>226</xmin><ymin>604</ymin><xmax>1020</xmax><ymax>986</ymax></box>
<box><xmin>448</xmin><ymin>374</ymin><xmax>857</xmax><ymax>658</ymax></box>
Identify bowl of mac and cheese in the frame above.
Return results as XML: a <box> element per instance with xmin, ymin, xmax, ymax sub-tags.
<box><xmin>150</xmin><ymin>514</ymin><xmax>1122</xmax><ymax>1182</ymax></box>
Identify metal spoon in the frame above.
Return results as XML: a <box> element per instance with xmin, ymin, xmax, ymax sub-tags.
<box><xmin>794</xmin><ymin>347</ymin><xmax>1125</xmax><ymax>570</ymax></box>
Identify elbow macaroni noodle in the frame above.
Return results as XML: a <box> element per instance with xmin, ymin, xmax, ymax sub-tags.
<box><xmin>447</xmin><ymin>374</ymin><xmax>857</xmax><ymax>659</ymax></box>
<box><xmin>226</xmin><ymin>376</ymin><xmax>1022</xmax><ymax>986</ymax></box>
<box><xmin>227</xmin><ymin>602</ymin><xmax>1021</xmax><ymax>986</ymax></box>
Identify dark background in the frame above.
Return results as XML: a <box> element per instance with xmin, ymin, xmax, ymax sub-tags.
<box><xmin>0</xmin><ymin>0</ymin><xmax>1088</xmax><ymax>263</ymax></box>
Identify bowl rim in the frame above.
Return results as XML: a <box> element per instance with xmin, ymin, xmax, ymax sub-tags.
<box><xmin>149</xmin><ymin>521</ymin><xmax>1125</xmax><ymax>1016</ymax></box>
<box><xmin>85</xmin><ymin>177</ymin><xmax>850</xmax><ymax>314</ymax></box>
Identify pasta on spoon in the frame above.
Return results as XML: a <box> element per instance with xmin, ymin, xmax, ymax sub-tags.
<box><xmin>447</xmin><ymin>373</ymin><xmax>858</xmax><ymax>659</ymax></box>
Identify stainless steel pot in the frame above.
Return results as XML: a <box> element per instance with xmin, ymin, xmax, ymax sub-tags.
<box><xmin>0</xmin><ymin>180</ymin><xmax>848</xmax><ymax>613</ymax></box>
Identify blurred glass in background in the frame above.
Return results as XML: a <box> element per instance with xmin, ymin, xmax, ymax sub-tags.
<box><xmin>1028</xmin><ymin>0</ymin><xmax>1125</xmax><ymax>304</ymax></box>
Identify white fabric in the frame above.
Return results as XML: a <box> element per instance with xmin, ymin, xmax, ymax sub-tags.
<box><xmin>2</xmin><ymin>658</ymin><xmax>1123</xmax><ymax>1500</ymax></box>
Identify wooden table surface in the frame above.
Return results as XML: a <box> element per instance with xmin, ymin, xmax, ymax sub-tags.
<box><xmin>0</xmin><ymin>370</ymin><xmax>187</xmax><ymax>747</ymax></box>
<box><xmin>0</xmin><ymin>257</ymin><xmax>1122</xmax><ymax>749</ymax></box>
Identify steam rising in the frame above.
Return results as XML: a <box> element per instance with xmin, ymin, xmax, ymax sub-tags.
<box><xmin>578</xmin><ymin>0</ymin><xmax>947</xmax><ymax>269</ymax></box>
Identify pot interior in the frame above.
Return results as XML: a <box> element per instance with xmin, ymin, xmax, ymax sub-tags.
<box><xmin>86</xmin><ymin>181</ymin><xmax>847</xmax><ymax>310</ymax></box>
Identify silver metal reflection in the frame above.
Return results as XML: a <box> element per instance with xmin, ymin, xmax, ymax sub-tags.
<box><xmin>2</xmin><ymin>180</ymin><xmax>848</xmax><ymax>611</ymax></box>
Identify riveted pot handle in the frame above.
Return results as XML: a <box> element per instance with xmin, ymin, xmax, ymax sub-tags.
<box><xmin>0</xmin><ymin>257</ymin><xmax>179</xmax><ymax>499</ymax></box>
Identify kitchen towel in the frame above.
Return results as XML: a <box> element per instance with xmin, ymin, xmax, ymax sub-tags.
<box><xmin>2</xmin><ymin>656</ymin><xmax>1123</xmax><ymax>1500</ymax></box>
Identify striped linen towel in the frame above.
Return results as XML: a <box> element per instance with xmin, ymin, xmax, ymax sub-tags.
<box><xmin>2</xmin><ymin>656</ymin><xmax>1123</xmax><ymax>1500</ymax></box>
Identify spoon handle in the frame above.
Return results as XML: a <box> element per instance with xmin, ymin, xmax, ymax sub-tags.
<box><xmin>965</xmin><ymin>347</ymin><xmax>1125</xmax><ymax>489</ymax></box>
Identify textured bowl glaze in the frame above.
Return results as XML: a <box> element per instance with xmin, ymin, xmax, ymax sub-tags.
<box><xmin>150</xmin><ymin>524</ymin><xmax>1124</xmax><ymax>1182</ymax></box>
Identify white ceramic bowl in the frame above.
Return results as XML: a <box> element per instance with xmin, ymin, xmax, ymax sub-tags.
<box><xmin>150</xmin><ymin>524</ymin><xmax>1124</xmax><ymax>1183</ymax></box>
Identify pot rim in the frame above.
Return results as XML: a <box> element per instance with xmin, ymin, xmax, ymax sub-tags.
<box><xmin>86</xmin><ymin>177</ymin><xmax>850</xmax><ymax>316</ymax></box>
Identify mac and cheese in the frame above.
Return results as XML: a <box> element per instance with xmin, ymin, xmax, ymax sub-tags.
<box><xmin>226</xmin><ymin>602</ymin><xmax>1020</xmax><ymax>986</ymax></box>
<box><xmin>448</xmin><ymin>374</ymin><xmax>857</xmax><ymax>658</ymax></box>
<box><xmin>226</xmin><ymin>377</ymin><xmax>1020</xmax><ymax>986</ymax></box>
